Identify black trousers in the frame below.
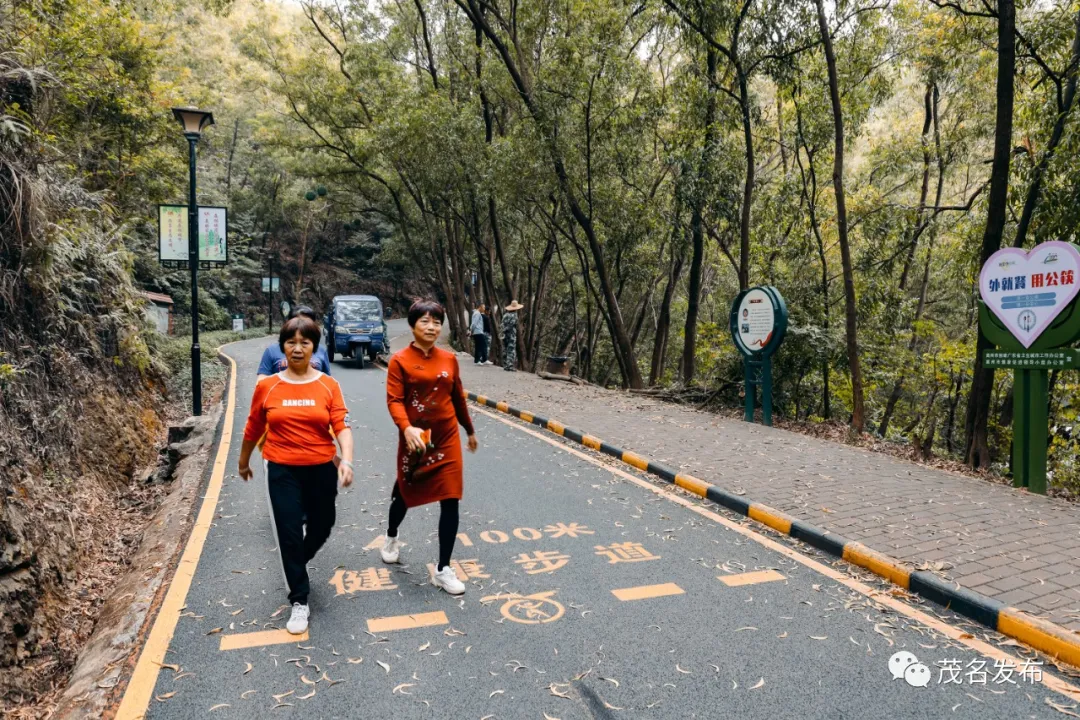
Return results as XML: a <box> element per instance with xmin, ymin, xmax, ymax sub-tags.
<box><xmin>387</xmin><ymin>483</ymin><xmax>459</xmax><ymax>570</ymax></box>
<box><xmin>266</xmin><ymin>461</ymin><xmax>337</xmax><ymax>605</ymax></box>
<box><xmin>472</xmin><ymin>333</ymin><xmax>489</xmax><ymax>364</ymax></box>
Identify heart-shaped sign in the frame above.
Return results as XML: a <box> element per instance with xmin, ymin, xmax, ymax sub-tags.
<box><xmin>980</xmin><ymin>241</ymin><xmax>1080</xmax><ymax>348</ymax></box>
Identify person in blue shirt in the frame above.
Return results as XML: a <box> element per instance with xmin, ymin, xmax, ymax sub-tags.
<box><xmin>257</xmin><ymin>306</ymin><xmax>333</xmax><ymax>381</ymax></box>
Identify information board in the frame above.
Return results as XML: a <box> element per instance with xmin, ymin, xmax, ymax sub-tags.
<box><xmin>979</xmin><ymin>241</ymin><xmax>1080</xmax><ymax>348</ymax></box>
<box><xmin>158</xmin><ymin>205</ymin><xmax>228</xmax><ymax>268</ymax></box>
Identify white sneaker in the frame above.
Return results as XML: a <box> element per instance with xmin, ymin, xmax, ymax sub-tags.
<box><xmin>380</xmin><ymin>535</ymin><xmax>402</xmax><ymax>564</ymax></box>
<box><xmin>432</xmin><ymin>565</ymin><xmax>465</xmax><ymax>595</ymax></box>
<box><xmin>286</xmin><ymin>603</ymin><xmax>309</xmax><ymax>634</ymax></box>
<box><xmin>483</xmin><ymin>361</ymin><xmax>494</xmax><ymax>366</ymax></box>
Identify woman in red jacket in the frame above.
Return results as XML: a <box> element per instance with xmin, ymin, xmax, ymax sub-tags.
<box><xmin>238</xmin><ymin>315</ymin><xmax>354</xmax><ymax>634</ymax></box>
<box><xmin>381</xmin><ymin>299</ymin><xmax>478</xmax><ymax>595</ymax></box>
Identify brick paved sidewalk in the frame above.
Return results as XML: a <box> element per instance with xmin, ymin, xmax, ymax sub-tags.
<box><xmin>456</xmin><ymin>360</ymin><xmax>1080</xmax><ymax>632</ymax></box>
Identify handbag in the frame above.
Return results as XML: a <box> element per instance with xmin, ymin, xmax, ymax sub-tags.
<box><xmin>404</xmin><ymin>428</ymin><xmax>436</xmax><ymax>485</ymax></box>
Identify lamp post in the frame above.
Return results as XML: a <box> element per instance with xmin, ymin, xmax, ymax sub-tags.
<box><xmin>172</xmin><ymin>107</ymin><xmax>215</xmax><ymax>416</ymax></box>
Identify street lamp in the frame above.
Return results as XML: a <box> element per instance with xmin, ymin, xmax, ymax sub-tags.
<box><xmin>172</xmin><ymin>107</ymin><xmax>214</xmax><ymax>416</ymax></box>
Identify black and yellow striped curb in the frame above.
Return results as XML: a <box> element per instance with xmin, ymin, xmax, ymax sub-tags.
<box><xmin>467</xmin><ymin>391</ymin><xmax>1080</xmax><ymax>668</ymax></box>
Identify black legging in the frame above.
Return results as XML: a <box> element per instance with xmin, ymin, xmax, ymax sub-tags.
<box><xmin>386</xmin><ymin>483</ymin><xmax>459</xmax><ymax>570</ymax></box>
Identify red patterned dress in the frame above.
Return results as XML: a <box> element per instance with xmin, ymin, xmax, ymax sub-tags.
<box><xmin>385</xmin><ymin>343</ymin><xmax>475</xmax><ymax>507</ymax></box>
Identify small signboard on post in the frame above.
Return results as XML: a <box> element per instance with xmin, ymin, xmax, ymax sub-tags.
<box><xmin>729</xmin><ymin>286</ymin><xmax>788</xmax><ymax>426</ymax></box>
<box><xmin>978</xmin><ymin>241</ymin><xmax>1080</xmax><ymax>494</ymax></box>
<box><xmin>158</xmin><ymin>205</ymin><xmax>228</xmax><ymax>269</ymax></box>
<box><xmin>261</xmin><ymin>277</ymin><xmax>280</xmax><ymax>293</ymax></box>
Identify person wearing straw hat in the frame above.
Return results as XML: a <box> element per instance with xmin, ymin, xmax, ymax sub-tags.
<box><xmin>501</xmin><ymin>300</ymin><xmax>523</xmax><ymax>371</ymax></box>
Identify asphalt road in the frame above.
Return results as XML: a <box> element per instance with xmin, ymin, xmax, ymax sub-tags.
<box><xmin>130</xmin><ymin>326</ymin><xmax>1078</xmax><ymax>719</ymax></box>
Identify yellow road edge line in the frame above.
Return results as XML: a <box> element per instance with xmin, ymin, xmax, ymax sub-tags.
<box><xmin>748</xmin><ymin>505</ymin><xmax>793</xmax><ymax>534</ymax></box>
<box><xmin>999</xmin><ymin>608</ymin><xmax>1080</xmax><ymax>668</ymax></box>
<box><xmin>219</xmin><ymin>629</ymin><xmax>308</xmax><ymax>652</ymax></box>
<box><xmin>467</xmin><ymin>403</ymin><xmax>1080</xmax><ymax>701</ymax></box>
<box><xmin>611</xmin><ymin>583</ymin><xmax>685</xmax><ymax>601</ymax></box>
<box><xmin>842</xmin><ymin>542</ymin><xmax>912</xmax><ymax>589</ymax></box>
<box><xmin>674</xmin><ymin>473</ymin><xmax>710</xmax><ymax>498</ymax></box>
<box><xmin>367</xmin><ymin>611</ymin><xmax>449</xmax><ymax>633</ymax></box>
<box><xmin>717</xmin><ymin>569</ymin><xmax>786</xmax><ymax>587</ymax></box>
<box><xmin>115</xmin><ymin>352</ymin><xmax>238</xmax><ymax>720</ymax></box>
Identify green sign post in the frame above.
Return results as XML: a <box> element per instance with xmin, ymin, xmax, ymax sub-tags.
<box><xmin>729</xmin><ymin>286</ymin><xmax>788</xmax><ymax>426</ymax></box>
<box><xmin>978</xmin><ymin>241</ymin><xmax>1080</xmax><ymax>494</ymax></box>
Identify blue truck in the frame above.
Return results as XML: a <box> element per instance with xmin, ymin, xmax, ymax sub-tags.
<box><xmin>324</xmin><ymin>295</ymin><xmax>388</xmax><ymax>369</ymax></box>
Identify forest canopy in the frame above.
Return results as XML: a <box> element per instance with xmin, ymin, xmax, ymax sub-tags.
<box><xmin>6</xmin><ymin>0</ymin><xmax>1080</xmax><ymax>491</ymax></box>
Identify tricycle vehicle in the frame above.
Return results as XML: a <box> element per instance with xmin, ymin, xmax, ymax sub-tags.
<box><xmin>324</xmin><ymin>295</ymin><xmax>388</xmax><ymax>369</ymax></box>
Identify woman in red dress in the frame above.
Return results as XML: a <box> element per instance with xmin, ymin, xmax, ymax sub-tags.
<box><xmin>381</xmin><ymin>300</ymin><xmax>478</xmax><ymax>595</ymax></box>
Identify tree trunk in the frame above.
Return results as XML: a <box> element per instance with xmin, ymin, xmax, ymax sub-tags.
<box><xmin>736</xmin><ymin>66</ymin><xmax>753</xmax><ymax>291</ymax></box>
<box><xmin>1013</xmin><ymin>8</ymin><xmax>1080</xmax><ymax>248</ymax></box>
<box><xmin>794</xmin><ymin>93</ymin><xmax>830</xmax><ymax>420</ymax></box>
<box><xmin>459</xmin><ymin>0</ymin><xmax>643</xmax><ymax>388</ymax></box>
<box><xmin>683</xmin><ymin>44</ymin><xmax>718</xmax><ymax>384</ymax></box>
<box><xmin>651</xmin><ymin>249</ymin><xmax>684</xmax><ymax>386</ymax></box>
<box><xmin>815</xmin><ymin>0</ymin><xmax>865</xmax><ymax>433</ymax></box>
<box><xmin>964</xmin><ymin>0</ymin><xmax>1015</xmax><ymax>469</ymax></box>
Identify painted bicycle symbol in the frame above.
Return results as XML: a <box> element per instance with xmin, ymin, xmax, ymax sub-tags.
<box><xmin>482</xmin><ymin>591</ymin><xmax>565</xmax><ymax>625</ymax></box>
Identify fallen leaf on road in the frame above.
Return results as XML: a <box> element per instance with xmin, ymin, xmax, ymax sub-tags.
<box><xmin>243</xmin><ymin>663</ymin><xmax>252</xmax><ymax>675</ymax></box>
<box><xmin>544</xmin><ymin>714</ymin><xmax>561</xmax><ymax>720</ymax></box>
<box><xmin>298</xmin><ymin>690</ymin><xmax>316</xmax><ymax>700</ymax></box>
<box><xmin>271</xmin><ymin>605</ymin><xmax>289</xmax><ymax>618</ymax></box>
<box><xmin>418</xmin><ymin>641</ymin><xmax>431</xmax><ymax>652</ymax></box>
<box><xmin>206</xmin><ymin>628</ymin><xmax>223</xmax><ymax>636</ymax></box>
<box><xmin>156</xmin><ymin>662</ymin><xmax>181</xmax><ymax>672</ymax></box>
<box><xmin>809</xmin><ymin>636</ymin><xmax>827</xmax><ymax>640</ymax></box>
<box><xmin>735</xmin><ymin>627</ymin><xmax>757</xmax><ymax>632</ymax></box>
<box><xmin>603</xmin><ymin>701</ymin><xmax>623</xmax><ymax>710</ymax></box>
<box><xmin>777</xmin><ymin>632</ymin><xmax>788</xmax><ymax>638</ymax></box>
<box><xmin>1045</xmin><ymin>699</ymin><xmax>1080</xmax><ymax>718</ymax></box>
<box><xmin>240</xmin><ymin>690</ymin><xmax>255</xmax><ymax>699</ymax></box>
<box><xmin>347</xmin><ymin>658</ymin><xmax>363</xmax><ymax>664</ymax></box>
<box><xmin>321</xmin><ymin>672</ymin><xmax>345</xmax><ymax>686</ymax></box>
<box><xmin>393</xmin><ymin>683</ymin><xmax>415</xmax><ymax>695</ymax></box>
<box><xmin>272</xmin><ymin>691</ymin><xmax>294</xmax><ymax>702</ymax></box>
<box><xmin>549</xmin><ymin>683</ymin><xmax>571</xmax><ymax>699</ymax></box>
<box><xmin>301</xmin><ymin>674</ymin><xmax>318</xmax><ymax>685</ymax></box>
<box><xmin>750</xmin><ymin>678</ymin><xmax>765</xmax><ymax>690</ymax></box>
<box><xmin>959</xmin><ymin>633</ymin><xmax>974</xmax><ymax>640</ymax></box>
<box><xmin>209</xmin><ymin>704</ymin><xmax>230</xmax><ymax>712</ymax></box>
<box><xmin>602</xmin><ymin>677</ymin><xmax>620</xmax><ymax>687</ymax></box>
<box><xmin>490</xmin><ymin>690</ymin><xmax>505</xmax><ymax>698</ymax></box>
<box><xmin>297</xmin><ymin>644</ymin><xmax>315</xmax><ymax>650</ymax></box>
<box><xmin>272</xmin><ymin>703</ymin><xmax>293</xmax><ymax>709</ymax></box>
<box><xmin>155</xmin><ymin>692</ymin><xmax>176</xmax><ymax>701</ymax></box>
<box><xmin>377</xmin><ymin>661</ymin><xmax>390</xmax><ymax>674</ymax></box>
<box><xmin>675</xmin><ymin>665</ymin><xmax>691</xmax><ymax>674</ymax></box>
